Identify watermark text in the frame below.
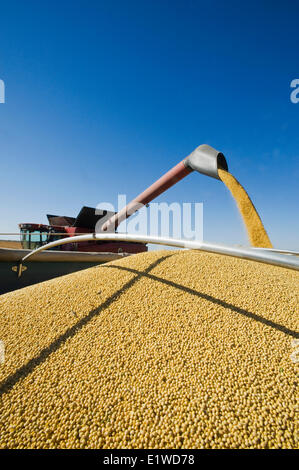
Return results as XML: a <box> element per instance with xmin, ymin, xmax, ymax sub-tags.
<box><xmin>0</xmin><ymin>79</ymin><xmax>5</xmax><ymax>103</ymax></box>
<box><xmin>290</xmin><ymin>79</ymin><xmax>299</xmax><ymax>103</ymax></box>
<box><xmin>95</xmin><ymin>195</ymin><xmax>203</xmax><ymax>241</ymax></box>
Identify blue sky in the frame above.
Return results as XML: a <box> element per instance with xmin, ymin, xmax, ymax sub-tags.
<box><xmin>0</xmin><ymin>0</ymin><xmax>298</xmax><ymax>248</ymax></box>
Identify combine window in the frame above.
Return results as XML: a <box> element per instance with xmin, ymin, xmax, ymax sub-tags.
<box><xmin>20</xmin><ymin>229</ymin><xmax>45</xmax><ymax>249</ymax></box>
<box><xmin>20</xmin><ymin>228</ymin><xmax>62</xmax><ymax>250</ymax></box>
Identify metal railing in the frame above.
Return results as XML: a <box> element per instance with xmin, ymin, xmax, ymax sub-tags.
<box><xmin>16</xmin><ymin>233</ymin><xmax>299</xmax><ymax>272</ymax></box>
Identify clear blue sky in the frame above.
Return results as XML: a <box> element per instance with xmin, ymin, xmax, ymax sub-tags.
<box><xmin>0</xmin><ymin>0</ymin><xmax>298</xmax><ymax>248</ymax></box>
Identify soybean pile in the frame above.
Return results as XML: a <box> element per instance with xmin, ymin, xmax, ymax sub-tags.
<box><xmin>218</xmin><ymin>169</ymin><xmax>273</xmax><ymax>248</ymax></box>
<box><xmin>0</xmin><ymin>250</ymin><xmax>298</xmax><ymax>449</ymax></box>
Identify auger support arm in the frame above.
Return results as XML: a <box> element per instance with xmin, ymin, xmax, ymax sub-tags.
<box><xmin>102</xmin><ymin>144</ymin><xmax>228</xmax><ymax>231</ymax></box>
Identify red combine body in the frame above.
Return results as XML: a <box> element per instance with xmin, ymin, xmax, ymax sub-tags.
<box><xmin>19</xmin><ymin>206</ymin><xmax>147</xmax><ymax>254</ymax></box>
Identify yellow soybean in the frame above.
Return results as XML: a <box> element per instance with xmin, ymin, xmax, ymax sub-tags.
<box><xmin>0</xmin><ymin>249</ymin><xmax>297</xmax><ymax>449</ymax></box>
<box><xmin>218</xmin><ymin>169</ymin><xmax>272</xmax><ymax>248</ymax></box>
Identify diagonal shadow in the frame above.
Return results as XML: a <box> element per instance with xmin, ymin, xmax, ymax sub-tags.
<box><xmin>0</xmin><ymin>254</ymin><xmax>173</xmax><ymax>396</ymax></box>
<box><xmin>102</xmin><ymin>264</ymin><xmax>299</xmax><ymax>339</ymax></box>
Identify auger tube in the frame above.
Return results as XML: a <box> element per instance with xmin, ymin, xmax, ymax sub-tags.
<box><xmin>19</xmin><ymin>233</ymin><xmax>299</xmax><ymax>272</ymax></box>
<box><xmin>102</xmin><ymin>144</ymin><xmax>228</xmax><ymax>232</ymax></box>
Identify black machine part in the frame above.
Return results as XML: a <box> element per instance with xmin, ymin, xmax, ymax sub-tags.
<box><xmin>47</xmin><ymin>206</ymin><xmax>117</xmax><ymax>230</ymax></box>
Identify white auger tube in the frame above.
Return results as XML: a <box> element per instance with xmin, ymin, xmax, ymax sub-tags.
<box><xmin>19</xmin><ymin>233</ymin><xmax>299</xmax><ymax>271</ymax></box>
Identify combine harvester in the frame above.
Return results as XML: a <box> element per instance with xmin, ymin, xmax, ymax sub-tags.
<box><xmin>5</xmin><ymin>144</ymin><xmax>298</xmax><ymax>289</ymax></box>
<box><xmin>0</xmin><ymin>206</ymin><xmax>147</xmax><ymax>294</ymax></box>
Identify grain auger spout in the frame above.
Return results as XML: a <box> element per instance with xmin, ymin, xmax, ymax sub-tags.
<box><xmin>102</xmin><ymin>144</ymin><xmax>228</xmax><ymax>232</ymax></box>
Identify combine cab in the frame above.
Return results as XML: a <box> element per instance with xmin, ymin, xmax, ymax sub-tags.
<box><xmin>19</xmin><ymin>206</ymin><xmax>147</xmax><ymax>254</ymax></box>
